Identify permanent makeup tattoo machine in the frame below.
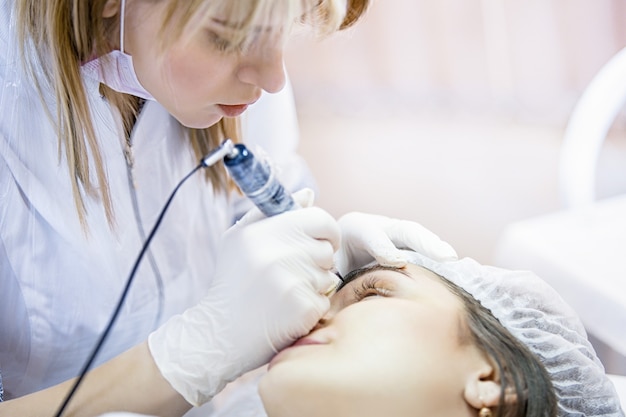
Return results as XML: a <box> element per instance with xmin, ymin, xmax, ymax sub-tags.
<box><xmin>202</xmin><ymin>139</ymin><xmax>297</xmax><ymax>216</ymax></box>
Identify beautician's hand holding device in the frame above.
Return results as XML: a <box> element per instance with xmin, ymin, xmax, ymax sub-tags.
<box><xmin>149</xmin><ymin>189</ymin><xmax>342</xmax><ymax>407</ymax></box>
<box><xmin>1</xmin><ymin>189</ymin><xmax>341</xmax><ymax>416</ymax></box>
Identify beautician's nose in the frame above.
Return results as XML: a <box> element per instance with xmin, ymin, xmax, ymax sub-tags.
<box><xmin>236</xmin><ymin>46</ymin><xmax>286</xmax><ymax>93</ymax></box>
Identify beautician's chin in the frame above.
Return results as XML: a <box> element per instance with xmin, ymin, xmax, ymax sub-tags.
<box><xmin>173</xmin><ymin>111</ymin><xmax>224</xmax><ymax>130</ymax></box>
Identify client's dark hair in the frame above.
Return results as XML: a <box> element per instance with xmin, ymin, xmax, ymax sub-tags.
<box><xmin>341</xmin><ymin>265</ymin><xmax>558</xmax><ymax>417</ymax></box>
<box><xmin>438</xmin><ymin>275</ymin><xmax>558</xmax><ymax>417</ymax></box>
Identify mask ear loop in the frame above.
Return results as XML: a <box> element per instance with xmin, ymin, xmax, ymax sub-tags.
<box><xmin>120</xmin><ymin>0</ymin><xmax>126</xmax><ymax>53</ymax></box>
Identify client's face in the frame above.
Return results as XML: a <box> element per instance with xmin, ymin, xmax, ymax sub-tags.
<box><xmin>259</xmin><ymin>264</ymin><xmax>492</xmax><ymax>417</ymax></box>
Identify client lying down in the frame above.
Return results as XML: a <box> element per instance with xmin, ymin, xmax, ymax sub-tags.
<box><xmin>214</xmin><ymin>251</ymin><xmax>624</xmax><ymax>417</ymax></box>
<box><xmin>103</xmin><ymin>251</ymin><xmax>625</xmax><ymax>417</ymax></box>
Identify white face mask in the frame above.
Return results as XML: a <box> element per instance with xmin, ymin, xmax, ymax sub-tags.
<box><xmin>81</xmin><ymin>0</ymin><xmax>155</xmax><ymax>101</ymax></box>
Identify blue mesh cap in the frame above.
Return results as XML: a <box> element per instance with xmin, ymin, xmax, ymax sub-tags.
<box><xmin>403</xmin><ymin>251</ymin><xmax>624</xmax><ymax>417</ymax></box>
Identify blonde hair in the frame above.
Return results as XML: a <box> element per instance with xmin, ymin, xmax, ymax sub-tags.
<box><xmin>16</xmin><ymin>0</ymin><xmax>369</xmax><ymax>229</ymax></box>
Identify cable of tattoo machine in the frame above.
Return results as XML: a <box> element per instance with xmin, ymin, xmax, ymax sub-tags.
<box><xmin>54</xmin><ymin>160</ymin><xmax>211</xmax><ymax>416</ymax></box>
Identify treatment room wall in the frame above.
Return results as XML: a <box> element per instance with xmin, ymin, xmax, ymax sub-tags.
<box><xmin>284</xmin><ymin>0</ymin><xmax>626</xmax><ymax>264</ymax></box>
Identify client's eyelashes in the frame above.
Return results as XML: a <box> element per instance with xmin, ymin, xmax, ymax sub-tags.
<box><xmin>352</xmin><ymin>276</ymin><xmax>392</xmax><ymax>301</ymax></box>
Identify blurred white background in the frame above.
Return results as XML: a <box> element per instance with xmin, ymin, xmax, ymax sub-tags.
<box><xmin>284</xmin><ymin>0</ymin><xmax>626</xmax><ymax>264</ymax></box>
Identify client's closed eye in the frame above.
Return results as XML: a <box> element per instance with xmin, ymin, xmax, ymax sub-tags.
<box><xmin>351</xmin><ymin>276</ymin><xmax>392</xmax><ymax>301</ymax></box>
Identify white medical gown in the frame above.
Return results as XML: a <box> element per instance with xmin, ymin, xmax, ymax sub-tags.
<box><xmin>0</xmin><ymin>0</ymin><xmax>314</xmax><ymax>403</ymax></box>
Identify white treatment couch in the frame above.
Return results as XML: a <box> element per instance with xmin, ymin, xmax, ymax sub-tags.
<box><xmin>494</xmin><ymin>46</ymin><xmax>626</xmax><ymax>392</ymax></box>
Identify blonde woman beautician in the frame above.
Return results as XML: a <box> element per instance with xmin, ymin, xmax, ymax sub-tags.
<box><xmin>0</xmin><ymin>1</ymin><xmax>456</xmax><ymax>415</ymax></box>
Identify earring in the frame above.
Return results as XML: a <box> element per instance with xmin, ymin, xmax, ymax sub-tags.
<box><xmin>478</xmin><ymin>407</ymin><xmax>492</xmax><ymax>417</ymax></box>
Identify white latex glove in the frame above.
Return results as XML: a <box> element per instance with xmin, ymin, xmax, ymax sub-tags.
<box><xmin>234</xmin><ymin>188</ymin><xmax>313</xmax><ymax>227</ymax></box>
<box><xmin>148</xmin><ymin>189</ymin><xmax>340</xmax><ymax>406</ymax></box>
<box><xmin>334</xmin><ymin>212</ymin><xmax>458</xmax><ymax>276</ymax></box>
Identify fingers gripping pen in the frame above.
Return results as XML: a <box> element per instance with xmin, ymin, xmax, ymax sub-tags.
<box><xmin>53</xmin><ymin>140</ymin><xmax>310</xmax><ymax>417</ymax></box>
<box><xmin>202</xmin><ymin>139</ymin><xmax>344</xmax><ymax>284</ymax></box>
<box><xmin>201</xmin><ymin>139</ymin><xmax>296</xmax><ymax>217</ymax></box>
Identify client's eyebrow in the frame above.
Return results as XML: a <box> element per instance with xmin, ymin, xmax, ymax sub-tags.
<box><xmin>336</xmin><ymin>265</ymin><xmax>411</xmax><ymax>292</ymax></box>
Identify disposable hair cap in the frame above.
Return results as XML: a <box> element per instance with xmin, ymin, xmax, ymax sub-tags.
<box><xmin>403</xmin><ymin>251</ymin><xmax>624</xmax><ymax>417</ymax></box>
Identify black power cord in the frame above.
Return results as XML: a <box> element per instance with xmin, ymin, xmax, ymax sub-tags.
<box><xmin>53</xmin><ymin>163</ymin><xmax>203</xmax><ymax>417</ymax></box>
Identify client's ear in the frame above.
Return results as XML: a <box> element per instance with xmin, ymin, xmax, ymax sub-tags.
<box><xmin>463</xmin><ymin>367</ymin><xmax>517</xmax><ymax>409</ymax></box>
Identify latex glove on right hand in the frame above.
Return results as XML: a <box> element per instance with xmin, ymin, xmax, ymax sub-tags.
<box><xmin>334</xmin><ymin>212</ymin><xmax>458</xmax><ymax>276</ymax></box>
<box><xmin>149</xmin><ymin>189</ymin><xmax>340</xmax><ymax>407</ymax></box>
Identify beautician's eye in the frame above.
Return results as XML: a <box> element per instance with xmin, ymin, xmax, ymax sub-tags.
<box><xmin>206</xmin><ymin>30</ymin><xmax>239</xmax><ymax>52</ymax></box>
<box><xmin>206</xmin><ymin>27</ymin><xmax>262</xmax><ymax>54</ymax></box>
<box><xmin>352</xmin><ymin>276</ymin><xmax>391</xmax><ymax>301</ymax></box>
<box><xmin>207</xmin><ymin>32</ymin><xmax>231</xmax><ymax>51</ymax></box>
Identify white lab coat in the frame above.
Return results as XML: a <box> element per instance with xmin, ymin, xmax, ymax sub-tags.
<box><xmin>0</xmin><ymin>0</ymin><xmax>313</xmax><ymax>409</ymax></box>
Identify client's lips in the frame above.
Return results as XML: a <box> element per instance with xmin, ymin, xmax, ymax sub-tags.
<box><xmin>268</xmin><ymin>337</ymin><xmax>324</xmax><ymax>369</ymax></box>
<box><xmin>217</xmin><ymin>103</ymin><xmax>249</xmax><ymax>117</ymax></box>
<box><xmin>291</xmin><ymin>337</ymin><xmax>323</xmax><ymax>347</ymax></box>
